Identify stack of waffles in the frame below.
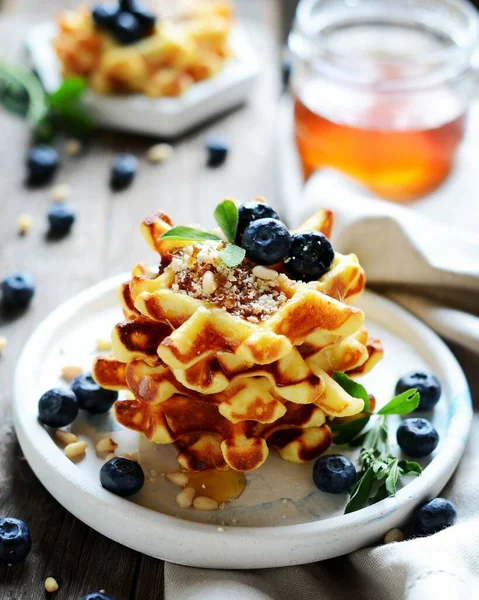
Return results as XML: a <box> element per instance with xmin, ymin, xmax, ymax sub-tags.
<box><xmin>93</xmin><ymin>206</ymin><xmax>383</xmax><ymax>472</ymax></box>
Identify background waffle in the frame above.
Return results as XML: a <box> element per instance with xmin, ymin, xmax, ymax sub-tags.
<box><xmin>93</xmin><ymin>204</ymin><xmax>384</xmax><ymax>471</ymax></box>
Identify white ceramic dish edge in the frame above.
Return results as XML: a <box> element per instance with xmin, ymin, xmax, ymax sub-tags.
<box><xmin>13</xmin><ymin>275</ymin><xmax>472</xmax><ymax>569</ymax></box>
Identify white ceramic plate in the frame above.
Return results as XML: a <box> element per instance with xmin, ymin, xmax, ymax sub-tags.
<box><xmin>25</xmin><ymin>22</ymin><xmax>259</xmax><ymax>137</ymax></box>
<box><xmin>13</xmin><ymin>275</ymin><xmax>471</xmax><ymax>569</ymax></box>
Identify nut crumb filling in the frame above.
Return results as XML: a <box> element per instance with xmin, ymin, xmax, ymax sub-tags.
<box><xmin>168</xmin><ymin>242</ymin><xmax>291</xmax><ymax>322</ymax></box>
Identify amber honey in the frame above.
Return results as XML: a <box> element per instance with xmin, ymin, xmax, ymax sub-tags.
<box><xmin>294</xmin><ymin>92</ymin><xmax>466</xmax><ymax>202</ymax></box>
<box><xmin>187</xmin><ymin>469</ymin><xmax>246</xmax><ymax>504</ymax></box>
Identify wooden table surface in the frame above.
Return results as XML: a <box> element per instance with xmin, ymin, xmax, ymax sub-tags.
<box><xmin>0</xmin><ymin>1</ymin><xmax>282</xmax><ymax>598</ymax></box>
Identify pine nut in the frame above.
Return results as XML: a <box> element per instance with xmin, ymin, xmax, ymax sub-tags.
<box><xmin>17</xmin><ymin>214</ymin><xmax>33</xmax><ymax>235</ymax></box>
<box><xmin>384</xmin><ymin>528</ymin><xmax>404</xmax><ymax>544</ymax></box>
<box><xmin>202</xmin><ymin>271</ymin><xmax>217</xmax><ymax>296</ymax></box>
<box><xmin>64</xmin><ymin>441</ymin><xmax>87</xmax><ymax>459</ymax></box>
<box><xmin>124</xmin><ymin>390</ymin><xmax>135</xmax><ymax>400</ymax></box>
<box><xmin>166</xmin><ymin>472</ymin><xmax>189</xmax><ymax>487</ymax></box>
<box><xmin>193</xmin><ymin>496</ymin><xmax>219</xmax><ymax>511</ymax></box>
<box><xmin>96</xmin><ymin>337</ymin><xmax>112</xmax><ymax>351</ymax></box>
<box><xmin>55</xmin><ymin>430</ymin><xmax>78</xmax><ymax>446</ymax></box>
<box><xmin>44</xmin><ymin>577</ymin><xmax>59</xmax><ymax>592</ymax></box>
<box><xmin>61</xmin><ymin>365</ymin><xmax>83</xmax><ymax>381</ymax></box>
<box><xmin>147</xmin><ymin>143</ymin><xmax>174</xmax><ymax>164</ymax></box>
<box><xmin>175</xmin><ymin>486</ymin><xmax>195</xmax><ymax>509</ymax></box>
<box><xmin>50</xmin><ymin>184</ymin><xmax>71</xmax><ymax>201</ymax></box>
<box><xmin>96</xmin><ymin>437</ymin><xmax>118</xmax><ymax>453</ymax></box>
<box><xmin>65</xmin><ymin>139</ymin><xmax>82</xmax><ymax>156</ymax></box>
<box><xmin>120</xmin><ymin>453</ymin><xmax>138</xmax><ymax>462</ymax></box>
<box><xmin>0</xmin><ymin>336</ymin><xmax>7</xmax><ymax>353</ymax></box>
<box><xmin>252</xmin><ymin>265</ymin><xmax>278</xmax><ymax>280</ymax></box>
<box><xmin>105</xmin><ymin>453</ymin><xmax>116</xmax><ymax>461</ymax></box>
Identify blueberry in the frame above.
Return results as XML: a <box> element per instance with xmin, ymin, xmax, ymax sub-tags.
<box><xmin>281</xmin><ymin>58</ymin><xmax>292</xmax><ymax>89</ymax></box>
<box><xmin>313</xmin><ymin>454</ymin><xmax>356</xmax><ymax>494</ymax></box>
<box><xmin>100</xmin><ymin>457</ymin><xmax>144</xmax><ymax>497</ymax></box>
<box><xmin>92</xmin><ymin>4</ymin><xmax>119</xmax><ymax>29</ymax></box>
<box><xmin>285</xmin><ymin>231</ymin><xmax>335</xmax><ymax>282</ymax></box>
<box><xmin>81</xmin><ymin>594</ymin><xmax>115</xmax><ymax>600</ymax></box>
<box><xmin>206</xmin><ymin>138</ymin><xmax>229</xmax><ymax>167</ymax></box>
<box><xmin>72</xmin><ymin>373</ymin><xmax>118</xmax><ymax>414</ymax></box>
<box><xmin>47</xmin><ymin>203</ymin><xmax>76</xmax><ymax>237</ymax></box>
<box><xmin>395</xmin><ymin>371</ymin><xmax>441</xmax><ymax>411</ymax></box>
<box><xmin>236</xmin><ymin>202</ymin><xmax>280</xmax><ymax>243</ymax></box>
<box><xmin>26</xmin><ymin>145</ymin><xmax>59</xmax><ymax>185</ymax></box>
<box><xmin>113</xmin><ymin>12</ymin><xmax>143</xmax><ymax>45</ymax></box>
<box><xmin>1</xmin><ymin>273</ymin><xmax>35</xmax><ymax>310</ymax></box>
<box><xmin>242</xmin><ymin>218</ymin><xmax>291</xmax><ymax>265</ymax></box>
<box><xmin>413</xmin><ymin>498</ymin><xmax>457</xmax><ymax>535</ymax></box>
<box><xmin>110</xmin><ymin>153</ymin><xmax>138</xmax><ymax>191</ymax></box>
<box><xmin>397</xmin><ymin>418</ymin><xmax>439</xmax><ymax>458</ymax></box>
<box><xmin>38</xmin><ymin>388</ymin><xmax>79</xmax><ymax>428</ymax></box>
<box><xmin>131</xmin><ymin>8</ymin><xmax>156</xmax><ymax>32</ymax></box>
<box><xmin>0</xmin><ymin>518</ymin><xmax>32</xmax><ymax>565</ymax></box>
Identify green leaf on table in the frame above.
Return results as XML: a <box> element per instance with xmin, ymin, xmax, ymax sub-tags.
<box><xmin>48</xmin><ymin>76</ymin><xmax>86</xmax><ymax>107</ymax></box>
<box><xmin>219</xmin><ymin>244</ymin><xmax>245</xmax><ymax>268</ymax></box>
<box><xmin>398</xmin><ymin>460</ymin><xmax>422</xmax><ymax>476</ymax></box>
<box><xmin>332</xmin><ymin>416</ymin><xmax>370</xmax><ymax>445</ymax></box>
<box><xmin>377</xmin><ymin>389</ymin><xmax>420</xmax><ymax>415</ymax></box>
<box><xmin>333</xmin><ymin>372</ymin><xmax>370</xmax><ymax>412</ymax></box>
<box><xmin>344</xmin><ymin>466</ymin><xmax>375</xmax><ymax>514</ymax></box>
<box><xmin>160</xmin><ymin>227</ymin><xmax>222</xmax><ymax>242</ymax></box>
<box><xmin>214</xmin><ymin>199</ymin><xmax>238</xmax><ymax>243</ymax></box>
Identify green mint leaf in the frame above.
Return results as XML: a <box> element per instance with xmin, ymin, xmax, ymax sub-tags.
<box><xmin>219</xmin><ymin>244</ymin><xmax>245</xmax><ymax>268</ymax></box>
<box><xmin>369</xmin><ymin>482</ymin><xmax>389</xmax><ymax>505</ymax></box>
<box><xmin>160</xmin><ymin>227</ymin><xmax>222</xmax><ymax>242</ymax></box>
<box><xmin>332</xmin><ymin>416</ymin><xmax>370</xmax><ymax>445</ymax></box>
<box><xmin>214</xmin><ymin>199</ymin><xmax>238</xmax><ymax>243</ymax></box>
<box><xmin>333</xmin><ymin>372</ymin><xmax>370</xmax><ymax>412</ymax></box>
<box><xmin>385</xmin><ymin>459</ymin><xmax>401</xmax><ymax>495</ymax></box>
<box><xmin>377</xmin><ymin>389</ymin><xmax>420</xmax><ymax>415</ymax></box>
<box><xmin>48</xmin><ymin>76</ymin><xmax>86</xmax><ymax>107</ymax></box>
<box><xmin>344</xmin><ymin>466</ymin><xmax>375</xmax><ymax>514</ymax></box>
<box><xmin>398</xmin><ymin>460</ymin><xmax>422</xmax><ymax>476</ymax></box>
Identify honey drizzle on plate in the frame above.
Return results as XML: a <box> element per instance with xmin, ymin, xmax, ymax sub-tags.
<box><xmin>185</xmin><ymin>469</ymin><xmax>246</xmax><ymax>504</ymax></box>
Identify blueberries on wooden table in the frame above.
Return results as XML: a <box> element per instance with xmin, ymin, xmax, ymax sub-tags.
<box><xmin>236</xmin><ymin>202</ymin><xmax>280</xmax><ymax>244</ymax></box>
<box><xmin>395</xmin><ymin>371</ymin><xmax>442</xmax><ymax>411</ymax></box>
<box><xmin>413</xmin><ymin>498</ymin><xmax>457</xmax><ymax>535</ymax></box>
<box><xmin>0</xmin><ymin>518</ymin><xmax>32</xmax><ymax>565</ymax></box>
<box><xmin>48</xmin><ymin>202</ymin><xmax>77</xmax><ymax>237</ymax></box>
<box><xmin>26</xmin><ymin>145</ymin><xmax>59</xmax><ymax>186</ymax></box>
<box><xmin>396</xmin><ymin>417</ymin><xmax>439</xmax><ymax>458</ymax></box>
<box><xmin>72</xmin><ymin>372</ymin><xmax>118</xmax><ymax>414</ymax></box>
<box><xmin>285</xmin><ymin>231</ymin><xmax>335</xmax><ymax>282</ymax></box>
<box><xmin>38</xmin><ymin>388</ymin><xmax>79</xmax><ymax>428</ymax></box>
<box><xmin>242</xmin><ymin>218</ymin><xmax>292</xmax><ymax>265</ymax></box>
<box><xmin>313</xmin><ymin>454</ymin><xmax>357</xmax><ymax>494</ymax></box>
<box><xmin>110</xmin><ymin>153</ymin><xmax>138</xmax><ymax>191</ymax></box>
<box><xmin>1</xmin><ymin>272</ymin><xmax>35</xmax><ymax>310</ymax></box>
<box><xmin>100</xmin><ymin>457</ymin><xmax>145</xmax><ymax>497</ymax></box>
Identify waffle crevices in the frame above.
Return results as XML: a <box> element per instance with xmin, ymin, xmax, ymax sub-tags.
<box><xmin>93</xmin><ymin>205</ymin><xmax>383</xmax><ymax>472</ymax></box>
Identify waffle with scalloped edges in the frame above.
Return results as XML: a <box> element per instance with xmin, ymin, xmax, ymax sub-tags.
<box><xmin>93</xmin><ymin>203</ymin><xmax>383</xmax><ymax>471</ymax></box>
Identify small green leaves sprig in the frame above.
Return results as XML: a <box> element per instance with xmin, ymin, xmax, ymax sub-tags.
<box><xmin>332</xmin><ymin>372</ymin><xmax>422</xmax><ymax>514</ymax></box>
<box><xmin>0</xmin><ymin>60</ymin><xmax>92</xmax><ymax>141</ymax></box>
<box><xmin>160</xmin><ymin>199</ymin><xmax>246</xmax><ymax>268</ymax></box>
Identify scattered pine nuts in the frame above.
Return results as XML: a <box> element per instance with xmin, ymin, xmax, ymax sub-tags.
<box><xmin>193</xmin><ymin>496</ymin><xmax>219</xmax><ymax>511</ymax></box>
<box><xmin>124</xmin><ymin>390</ymin><xmax>135</xmax><ymax>400</ymax></box>
<box><xmin>50</xmin><ymin>184</ymin><xmax>71</xmax><ymax>201</ymax></box>
<box><xmin>55</xmin><ymin>430</ymin><xmax>78</xmax><ymax>446</ymax></box>
<box><xmin>0</xmin><ymin>336</ymin><xmax>7</xmax><ymax>354</ymax></box>
<box><xmin>217</xmin><ymin>526</ymin><xmax>224</xmax><ymax>532</ymax></box>
<box><xmin>44</xmin><ymin>577</ymin><xmax>59</xmax><ymax>592</ymax></box>
<box><xmin>175</xmin><ymin>486</ymin><xmax>196</xmax><ymax>509</ymax></box>
<box><xmin>96</xmin><ymin>437</ymin><xmax>118</xmax><ymax>453</ymax></box>
<box><xmin>96</xmin><ymin>337</ymin><xmax>112</xmax><ymax>352</ymax></box>
<box><xmin>252</xmin><ymin>265</ymin><xmax>279</xmax><ymax>281</ymax></box>
<box><xmin>147</xmin><ymin>143</ymin><xmax>173</xmax><ymax>164</ymax></box>
<box><xmin>231</xmin><ymin>518</ymin><xmax>238</xmax><ymax>525</ymax></box>
<box><xmin>64</xmin><ymin>441</ymin><xmax>88</xmax><ymax>460</ymax></box>
<box><xmin>105</xmin><ymin>453</ymin><xmax>116</xmax><ymax>461</ymax></box>
<box><xmin>166</xmin><ymin>472</ymin><xmax>189</xmax><ymax>487</ymax></box>
<box><xmin>17</xmin><ymin>214</ymin><xmax>33</xmax><ymax>236</ymax></box>
<box><xmin>120</xmin><ymin>453</ymin><xmax>138</xmax><ymax>462</ymax></box>
<box><xmin>65</xmin><ymin>139</ymin><xmax>82</xmax><ymax>156</ymax></box>
<box><xmin>202</xmin><ymin>271</ymin><xmax>217</xmax><ymax>296</ymax></box>
<box><xmin>384</xmin><ymin>528</ymin><xmax>405</xmax><ymax>544</ymax></box>
<box><xmin>61</xmin><ymin>365</ymin><xmax>83</xmax><ymax>381</ymax></box>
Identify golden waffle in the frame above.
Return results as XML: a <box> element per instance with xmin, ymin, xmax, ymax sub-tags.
<box><xmin>93</xmin><ymin>203</ymin><xmax>384</xmax><ymax>471</ymax></box>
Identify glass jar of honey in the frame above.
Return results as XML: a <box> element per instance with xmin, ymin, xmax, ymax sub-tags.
<box><xmin>289</xmin><ymin>0</ymin><xmax>479</xmax><ymax>201</ymax></box>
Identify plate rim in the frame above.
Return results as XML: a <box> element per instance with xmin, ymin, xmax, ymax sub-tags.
<box><xmin>13</xmin><ymin>274</ymin><xmax>472</xmax><ymax>568</ymax></box>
